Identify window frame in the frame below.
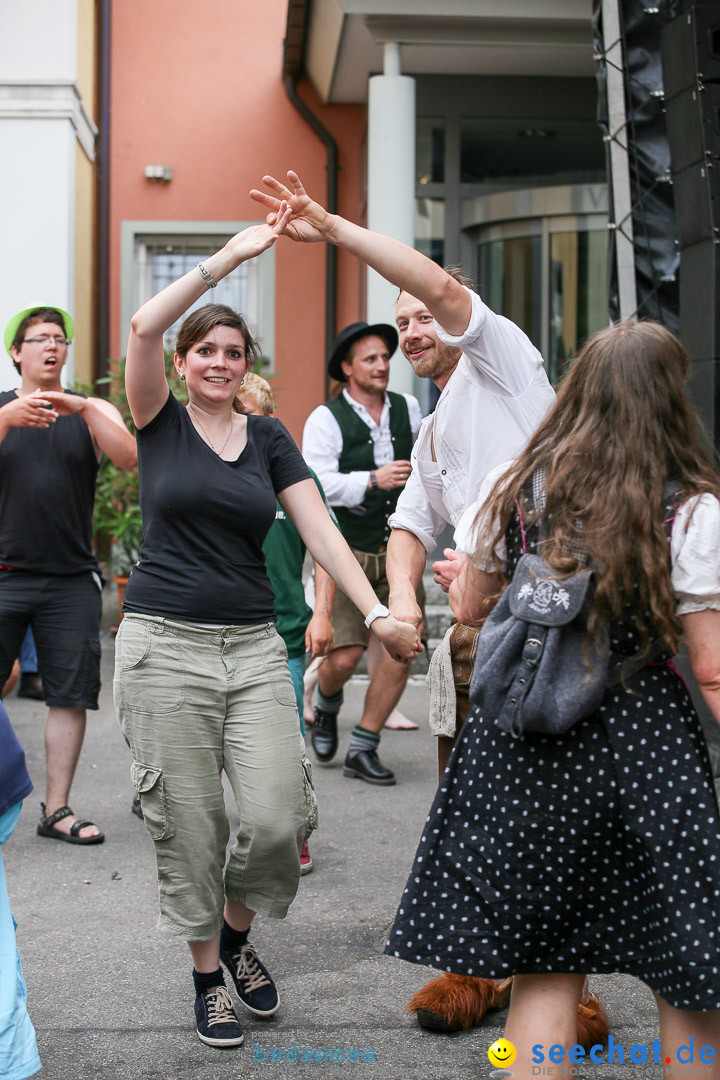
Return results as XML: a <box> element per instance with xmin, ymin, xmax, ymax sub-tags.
<box><xmin>120</xmin><ymin>220</ymin><xmax>277</xmax><ymax>367</ymax></box>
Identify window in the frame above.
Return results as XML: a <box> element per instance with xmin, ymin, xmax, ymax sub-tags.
<box><xmin>121</xmin><ymin>222</ymin><xmax>276</xmax><ymax>367</ymax></box>
<box><xmin>477</xmin><ymin>235</ymin><xmax>543</xmax><ymax>353</ymax></box>
<box><xmin>460</xmin><ymin>118</ymin><xmax>605</xmax><ymax>185</ymax></box>
<box><xmin>416</xmin><ymin>117</ymin><xmax>445</xmax><ymax>185</ymax></box>
<box><xmin>415</xmin><ymin>198</ymin><xmax>445</xmax><ymax>266</ymax></box>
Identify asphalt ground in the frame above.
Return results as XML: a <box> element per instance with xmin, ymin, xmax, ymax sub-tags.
<box><xmin>3</xmin><ymin>618</ymin><xmax>696</xmax><ymax>1080</ymax></box>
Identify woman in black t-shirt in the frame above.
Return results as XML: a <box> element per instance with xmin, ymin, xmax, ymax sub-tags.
<box><xmin>114</xmin><ymin>211</ymin><xmax>419</xmax><ymax>1050</ymax></box>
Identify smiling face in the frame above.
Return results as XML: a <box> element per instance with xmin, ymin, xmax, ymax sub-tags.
<box><xmin>487</xmin><ymin>1038</ymin><xmax>517</xmax><ymax>1068</ymax></box>
<box><xmin>396</xmin><ymin>291</ymin><xmax>460</xmax><ymax>387</ymax></box>
<box><xmin>341</xmin><ymin>334</ymin><xmax>391</xmax><ymax>397</ymax></box>
<box><xmin>175</xmin><ymin>325</ymin><xmax>249</xmax><ymax>410</ymax></box>
<box><xmin>12</xmin><ymin>320</ymin><xmax>67</xmax><ymax>390</ymax></box>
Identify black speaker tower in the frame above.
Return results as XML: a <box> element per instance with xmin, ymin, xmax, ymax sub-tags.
<box><xmin>662</xmin><ymin>2</ymin><xmax>720</xmax><ymax>446</ymax></box>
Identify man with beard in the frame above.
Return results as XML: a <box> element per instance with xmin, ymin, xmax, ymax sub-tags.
<box><xmin>251</xmin><ymin>170</ymin><xmax>609</xmax><ymax>1047</ymax></box>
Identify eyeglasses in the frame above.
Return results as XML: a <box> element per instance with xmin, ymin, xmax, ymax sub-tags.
<box><xmin>22</xmin><ymin>336</ymin><xmax>70</xmax><ymax>347</ymax></box>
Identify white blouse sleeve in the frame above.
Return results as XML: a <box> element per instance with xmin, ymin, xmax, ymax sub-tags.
<box><xmin>453</xmin><ymin>461</ymin><xmax>513</xmax><ymax>569</ymax></box>
<box><xmin>671</xmin><ymin>493</ymin><xmax>720</xmax><ymax>615</ymax></box>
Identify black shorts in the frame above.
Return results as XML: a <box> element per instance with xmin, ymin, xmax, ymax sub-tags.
<box><xmin>0</xmin><ymin>570</ymin><xmax>102</xmax><ymax>709</ymax></box>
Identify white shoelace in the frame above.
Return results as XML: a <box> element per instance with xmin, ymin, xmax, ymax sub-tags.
<box><xmin>235</xmin><ymin>943</ymin><xmax>271</xmax><ymax>994</ymax></box>
<box><xmin>205</xmin><ymin>985</ymin><xmax>237</xmax><ymax>1026</ymax></box>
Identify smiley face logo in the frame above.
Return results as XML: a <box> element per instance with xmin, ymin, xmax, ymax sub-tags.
<box><xmin>488</xmin><ymin>1038</ymin><xmax>517</xmax><ymax>1068</ymax></box>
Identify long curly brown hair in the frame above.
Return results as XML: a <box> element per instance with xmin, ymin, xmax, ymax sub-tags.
<box><xmin>478</xmin><ymin>320</ymin><xmax>720</xmax><ymax>655</ymax></box>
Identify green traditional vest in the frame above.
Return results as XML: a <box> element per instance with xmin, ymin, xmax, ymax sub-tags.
<box><xmin>324</xmin><ymin>391</ymin><xmax>413</xmax><ymax>553</ymax></box>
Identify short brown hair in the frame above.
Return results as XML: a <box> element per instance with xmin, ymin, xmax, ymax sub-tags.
<box><xmin>395</xmin><ymin>265</ymin><xmax>476</xmax><ymax>304</ymax></box>
<box><xmin>235</xmin><ymin>371</ymin><xmax>276</xmax><ymax>416</ymax></box>
<box><xmin>443</xmin><ymin>265</ymin><xmax>476</xmax><ymax>292</ymax></box>
<box><xmin>175</xmin><ymin>304</ymin><xmax>260</xmax><ymax>367</ymax></box>
<box><xmin>11</xmin><ymin>307</ymin><xmax>68</xmax><ymax>373</ymax></box>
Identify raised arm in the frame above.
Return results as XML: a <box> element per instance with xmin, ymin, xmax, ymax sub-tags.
<box><xmin>278</xmin><ymin>478</ymin><xmax>420</xmax><ymax>662</ymax></box>
<box><xmin>126</xmin><ymin>209</ymin><xmax>292</xmax><ymax>429</ymax></box>
<box><xmin>251</xmin><ymin>171</ymin><xmax>472</xmax><ymax>337</ymax></box>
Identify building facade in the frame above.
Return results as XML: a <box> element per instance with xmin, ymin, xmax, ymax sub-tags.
<box><xmin>1</xmin><ymin>1</ymin><xmax>608</xmax><ymax>438</ymax></box>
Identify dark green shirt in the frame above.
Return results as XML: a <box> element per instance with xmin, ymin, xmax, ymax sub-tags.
<box><xmin>262</xmin><ymin>470</ymin><xmax>333</xmax><ymax>659</ymax></box>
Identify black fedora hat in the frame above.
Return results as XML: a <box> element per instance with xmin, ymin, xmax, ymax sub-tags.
<box><xmin>328</xmin><ymin>321</ymin><xmax>399</xmax><ymax>382</ymax></box>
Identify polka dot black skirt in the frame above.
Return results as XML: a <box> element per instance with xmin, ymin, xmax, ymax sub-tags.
<box><xmin>386</xmin><ymin>663</ymin><xmax>720</xmax><ymax>1010</ymax></box>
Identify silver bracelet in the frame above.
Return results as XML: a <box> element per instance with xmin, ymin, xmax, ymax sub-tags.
<box><xmin>197</xmin><ymin>262</ymin><xmax>217</xmax><ymax>288</ymax></box>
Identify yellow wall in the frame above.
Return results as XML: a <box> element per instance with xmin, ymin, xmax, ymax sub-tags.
<box><xmin>74</xmin><ymin>143</ymin><xmax>96</xmax><ymax>385</ymax></box>
<box><xmin>73</xmin><ymin>0</ymin><xmax>97</xmax><ymax>385</ymax></box>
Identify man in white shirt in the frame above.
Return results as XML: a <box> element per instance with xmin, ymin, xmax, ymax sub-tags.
<box><xmin>302</xmin><ymin>322</ymin><xmax>422</xmax><ymax>786</ymax></box>
<box><xmin>252</xmin><ymin>169</ymin><xmax>607</xmax><ymax>1046</ymax></box>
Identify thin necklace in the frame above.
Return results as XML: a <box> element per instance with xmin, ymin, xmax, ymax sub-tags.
<box><xmin>187</xmin><ymin>404</ymin><xmax>235</xmax><ymax>455</ymax></box>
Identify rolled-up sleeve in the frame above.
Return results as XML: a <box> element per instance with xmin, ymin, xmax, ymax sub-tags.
<box><xmin>436</xmin><ymin>288</ymin><xmax>546</xmax><ymax>397</ymax></box>
<box><xmin>302</xmin><ymin>405</ymin><xmax>370</xmax><ymax>508</ymax></box>
<box><xmin>453</xmin><ymin>461</ymin><xmax>510</xmax><ymax>568</ymax></box>
<box><xmin>389</xmin><ymin>466</ymin><xmax>447</xmax><ymax>553</ymax></box>
<box><xmin>672</xmin><ymin>494</ymin><xmax>720</xmax><ymax>614</ymax></box>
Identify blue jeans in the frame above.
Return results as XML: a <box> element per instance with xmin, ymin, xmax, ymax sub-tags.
<box><xmin>287</xmin><ymin>655</ymin><xmax>306</xmax><ymax>737</ymax></box>
<box><xmin>0</xmin><ymin>802</ymin><xmax>41</xmax><ymax>1080</ymax></box>
<box><xmin>18</xmin><ymin>630</ymin><xmax>37</xmax><ymax>675</ymax></box>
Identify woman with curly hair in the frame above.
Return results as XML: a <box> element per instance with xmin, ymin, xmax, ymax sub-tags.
<box><xmin>387</xmin><ymin>320</ymin><xmax>720</xmax><ymax>1078</ymax></box>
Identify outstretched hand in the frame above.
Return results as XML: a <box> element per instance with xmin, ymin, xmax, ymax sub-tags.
<box><xmin>249</xmin><ymin>171</ymin><xmax>330</xmax><ymax>244</ymax></box>
<box><xmin>226</xmin><ymin>201</ymin><xmax>294</xmax><ymax>262</ymax></box>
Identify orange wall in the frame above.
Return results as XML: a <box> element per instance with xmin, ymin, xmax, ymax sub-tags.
<box><xmin>109</xmin><ymin>0</ymin><xmax>366</xmax><ymax>440</ymax></box>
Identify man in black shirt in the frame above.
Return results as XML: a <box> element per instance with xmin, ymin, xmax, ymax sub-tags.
<box><xmin>0</xmin><ymin>305</ymin><xmax>137</xmax><ymax>843</ymax></box>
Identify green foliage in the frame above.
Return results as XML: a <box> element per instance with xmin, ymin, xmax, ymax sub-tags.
<box><xmin>90</xmin><ymin>354</ymin><xmax>186</xmax><ymax>576</ymax></box>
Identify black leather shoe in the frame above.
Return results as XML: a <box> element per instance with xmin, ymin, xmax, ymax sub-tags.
<box><xmin>18</xmin><ymin>672</ymin><xmax>44</xmax><ymax>700</ymax></box>
<box><xmin>343</xmin><ymin>748</ymin><xmax>396</xmax><ymax>785</ymax></box>
<box><xmin>311</xmin><ymin>707</ymin><xmax>338</xmax><ymax>762</ymax></box>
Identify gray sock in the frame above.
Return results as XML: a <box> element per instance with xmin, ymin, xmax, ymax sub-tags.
<box><xmin>317</xmin><ymin>688</ymin><xmax>343</xmax><ymax>714</ymax></box>
<box><xmin>347</xmin><ymin>725</ymin><xmax>380</xmax><ymax>758</ymax></box>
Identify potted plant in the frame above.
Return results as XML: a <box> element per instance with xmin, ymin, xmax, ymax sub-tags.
<box><xmin>91</xmin><ymin>355</ymin><xmax>187</xmax><ymax>612</ymax></box>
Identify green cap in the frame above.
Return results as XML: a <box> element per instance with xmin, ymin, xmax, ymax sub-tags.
<box><xmin>4</xmin><ymin>304</ymin><xmax>75</xmax><ymax>357</ymax></box>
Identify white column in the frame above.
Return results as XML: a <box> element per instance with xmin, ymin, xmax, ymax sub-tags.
<box><xmin>367</xmin><ymin>42</ymin><xmax>415</xmax><ymax>395</ymax></box>
<box><xmin>602</xmin><ymin>0</ymin><xmax>637</xmax><ymax>320</ymax></box>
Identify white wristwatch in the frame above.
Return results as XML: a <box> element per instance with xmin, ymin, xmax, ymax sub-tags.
<box><xmin>364</xmin><ymin>603</ymin><xmax>390</xmax><ymax>629</ymax></box>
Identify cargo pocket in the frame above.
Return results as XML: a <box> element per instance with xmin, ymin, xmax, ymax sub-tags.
<box><xmin>301</xmin><ymin>756</ymin><xmax>319</xmax><ymax>837</ymax></box>
<box><xmin>131</xmin><ymin>762</ymin><xmax>175</xmax><ymax>841</ymax></box>
<box><xmin>119</xmin><ymin>623</ymin><xmax>186</xmax><ymax>714</ymax></box>
<box><xmin>256</xmin><ymin>629</ymin><xmax>299</xmax><ymax>709</ymax></box>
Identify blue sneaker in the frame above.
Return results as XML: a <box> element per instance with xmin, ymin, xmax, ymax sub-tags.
<box><xmin>194</xmin><ymin>985</ymin><xmax>244</xmax><ymax>1047</ymax></box>
<box><xmin>220</xmin><ymin>941</ymin><xmax>280</xmax><ymax>1017</ymax></box>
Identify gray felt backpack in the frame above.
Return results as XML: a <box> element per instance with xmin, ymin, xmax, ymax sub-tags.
<box><xmin>469</xmin><ymin>476</ymin><xmax>675</xmax><ymax>738</ymax></box>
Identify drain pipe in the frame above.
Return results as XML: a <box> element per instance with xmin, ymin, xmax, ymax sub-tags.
<box><xmin>283</xmin><ymin>73</ymin><xmax>338</xmax><ymax>400</ymax></box>
<box><xmin>95</xmin><ymin>0</ymin><xmax>111</xmax><ymax>382</ymax></box>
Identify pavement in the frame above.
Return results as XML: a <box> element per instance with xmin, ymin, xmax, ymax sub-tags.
<box><xmin>3</xmin><ymin>614</ymin><xmax>689</xmax><ymax>1080</ymax></box>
